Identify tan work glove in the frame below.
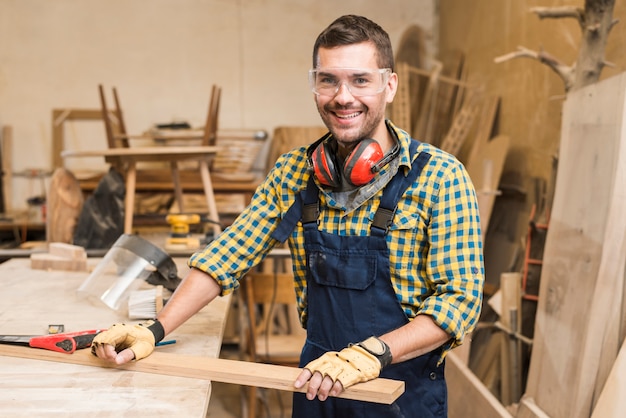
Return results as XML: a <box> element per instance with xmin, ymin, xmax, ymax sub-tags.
<box><xmin>91</xmin><ymin>320</ymin><xmax>164</xmax><ymax>361</ymax></box>
<box><xmin>304</xmin><ymin>336</ymin><xmax>391</xmax><ymax>389</ymax></box>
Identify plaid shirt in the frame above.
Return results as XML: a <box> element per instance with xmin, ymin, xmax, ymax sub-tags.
<box><xmin>189</xmin><ymin>121</ymin><xmax>484</xmax><ymax>355</ymax></box>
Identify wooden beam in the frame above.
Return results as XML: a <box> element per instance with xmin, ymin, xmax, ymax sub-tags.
<box><xmin>0</xmin><ymin>344</ymin><xmax>405</xmax><ymax>405</ymax></box>
<box><xmin>466</xmin><ymin>135</ymin><xmax>510</xmax><ymax>240</ymax></box>
<box><xmin>591</xmin><ymin>339</ymin><xmax>626</xmax><ymax>417</ymax></box>
<box><xmin>1</xmin><ymin>125</ymin><xmax>13</xmax><ymax>213</ymax></box>
<box><xmin>519</xmin><ymin>69</ymin><xmax>626</xmax><ymax>418</ymax></box>
<box><xmin>499</xmin><ymin>272</ymin><xmax>522</xmax><ymax>406</ymax></box>
<box><xmin>571</xmin><ymin>79</ymin><xmax>626</xmax><ymax>415</ymax></box>
<box><xmin>446</xmin><ymin>351</ymin><xmax>512</xmax><ymax>418</ymax></box>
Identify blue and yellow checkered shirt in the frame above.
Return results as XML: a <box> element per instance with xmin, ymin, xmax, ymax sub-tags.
<box><xmin>189</xmin><ymin>122</ymin><xmax>484</xmax><ymax>355</ymax></box>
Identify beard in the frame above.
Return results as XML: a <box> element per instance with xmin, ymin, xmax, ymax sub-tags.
<box><xmin>316</xmin><ymin>97</ymin><xmax>387</xmax><ymax>147</ymax></box>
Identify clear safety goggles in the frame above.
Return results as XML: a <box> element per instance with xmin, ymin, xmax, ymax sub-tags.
<box><xmin>309</xmin><ymin>67</ymin><xmax>392</xmax><ymax>97</ymax></box>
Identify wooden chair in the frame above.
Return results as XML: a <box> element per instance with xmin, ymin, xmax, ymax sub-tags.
<box><xmin>61</xmin><ymin>85</ymin><xmax>222</xmax><ymax>236</ymax></box>
<box><xmin>148</xmin><ymin>84</ymin><xmax>221</xmax><ymax>148</ymax></box>
<box><xmin>239</xmin><ymin>265</ymin><xmax>306</xmax><ymax>418</ymax></box>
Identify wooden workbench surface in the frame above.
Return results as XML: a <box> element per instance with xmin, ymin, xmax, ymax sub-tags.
<box><xmin>0</xmin><ymin>258</ymin><xmax>231</xmax><ymax>417</ymax></box>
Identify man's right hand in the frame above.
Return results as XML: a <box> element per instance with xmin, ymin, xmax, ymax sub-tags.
<box><xmin>91</xmin><ymin>320</ymin><xmax>164</xmax><ymax>364</ymax></box>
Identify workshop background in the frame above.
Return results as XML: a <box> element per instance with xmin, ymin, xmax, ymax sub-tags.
<box><xmin>1</xmin><ymin>1</ymin><xmax>626</xmax><ymax>417</ymax></box>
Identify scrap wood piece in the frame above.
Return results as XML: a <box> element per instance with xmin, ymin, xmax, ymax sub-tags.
<box><xmin>446</xmin><ymin>351</ymin><xmax>512</xmax><ymax>418</ymax></box>
<box><xmin>413</xmin><ymin>61</ymin><xmax>443</xmax><ymax>142</ymax></box>
<box><xmin>439</xmin><ymin>88</ymin><xmax>482</xmax><ymax>156</ymax></box>
<box><xmin>591</xmin><ymin>338</ymin><xmax>626</xmax><ymax>418</ymax></box>
<box><xmin>46</xmin><ymin>168</ymin><xmax>84</xmax><ymax>244</ymax></box>
<box><xmin>1</xmin><ymin>125</ymin><xmax>13</xmax><ymax>213</ymax></box>
<box><xmin>395</xmin><ymin>24</ymin><xmax>427</xmax><ymax>137</ymax></box>
<box><xmin>519</xmin><ymin>71</ymin><xmax>626</xmax><ymax>418</ymax></box>
<box><xmin>0</xmin><ymin>344</ymin><xmax>404</xmax><ymax>405</ymax></box>
<box><xmin>30</xmin><ymin>253</ymin><xmax>88</xmax><ymax>272</ymax></box>
<box><xmin>429</xmin><ymin>50</ymin><xmax>466</xmax><ymax>147</ymax></box>
<box><xmin>466</xmin><ymin>135</ymin><xmax>510</xmax><ymax>239</ymax></box>
<box><xmin>467</xmin><ymin>95</ymin><xmax>501</xmax><ymax>166</ymax></box>
<box><xmin>570</xmin><ymin>75</ymin><xmax>626</xmax><ymax>415</ymax></box>
<box><xmin>30</xmin><ymin>242</ymin><xmax>87</xmax><ymax>272</ymax></box>
<box><xmin>390</xmin><ymin>62</ymin><xmax>412</xmax><ymax>130</ymax></box>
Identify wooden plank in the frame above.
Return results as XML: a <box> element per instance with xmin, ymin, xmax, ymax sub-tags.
<box><xmin>591</xmin><ymin>339</ymin><xmax>626</xmax><ymax>417</ymax></box>
<box><xmin>467</xmin><ymin>95</ymin><xmax>500</xmax><ymax>165</ymax></box>
<box><xmin>61</xmin><ymin>145</ymin><xmax>220</xmax><ymax>160</ymax></box>
<box><xmin>499</xmin><ymin>272</ymin><xmax>522</xmax><ymax>406</ymax></box>
<box><xmin>439</xmin><ymin>88</ymin><xmax>482</xmax><ymax>156</ymax></box>
<box><xmin>1</xmin><ymin>125</ymin><xmax>13</xmax><ymax>212</ymax></box>
<box><xmin>571</xmin><ymin>71</ymin><xmax>626</xmax><ymax>415</ymax></box>
<box><xmin>30</xmin><ymin>252</ymin><xmax>88</xmax><ymax>271</ymax></box>
<box><xmin>518</xmin><ymin>396</ymin><xmax>551</xmax><ymax>418</ymax></box>
<box><xmin>519</xmin><ymin>72</ymin><xmax>626</xmax><ymax>418</ymax></box>
<box><xmin>0</xmin><ymin>344</ymin><xmax>405</xmax><ymax>405</ymax></box>
<box><xmin>466</xmin><ymin>135</ymin><xmax>510</xmax><ymax>240</ymax></box>
<box><xmin>395</xmin><ymin>25</ymin><xmax>427</xmax><ymax>137</ymax></box>
<box><xmin>447</xmin><ymin>351</ymin><xmax>512</xmax><ymax>418</ymax></box>
<box><xmin>48</xmin><ymin>242</ymin><xmax>87</xmax><ymax>259</ymax></box>
<box><xmin>391</xmin><ymin>62</ymin><xmax>412</xmax><ymax>130</ymax></box>
<box><xmin>413</xmin><ymin>62</ymin><xmax>442</xmax><ymax>142</ymax></box>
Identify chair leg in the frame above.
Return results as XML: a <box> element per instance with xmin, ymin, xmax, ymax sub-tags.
<box><xmin>248</xmin><ymin>386</ymin><xmax>257</xmax><ymax>418</ymax></box>
<box><xmin>123</xmin><ymin>162</ymin><xmax>137</xmax><ymax>234</ymax></box>
<box><xmin>199</xmin><ymin>160</ymin><xmax>221</xmax><ymax>237</ymax></box>
<box><xmin>169</xmin><ymin>161</ymin><xmax>185</xmax><ymax>213</ymax></box>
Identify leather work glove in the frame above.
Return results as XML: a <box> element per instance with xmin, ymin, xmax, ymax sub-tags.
<box><xmin>304</xmin><ymin>336</ymin><xmax>392</xmax><ymax>389</ymax></box>
<box><xmin>91</xmin><ymin>320</ymin><xmax>165</xmax><ymax>361</ymax></box>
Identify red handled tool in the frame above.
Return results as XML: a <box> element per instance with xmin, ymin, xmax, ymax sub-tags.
<box><xmin>0</xmin><ymin>329</ymin><xmax>103</xmax><ymax>354</ymax></box>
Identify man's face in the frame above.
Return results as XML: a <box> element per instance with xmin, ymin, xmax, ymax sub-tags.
<box><xmin>313</xmin><ymin>42</ymin><xmax>397</xmax><ymax>151</ymax></box>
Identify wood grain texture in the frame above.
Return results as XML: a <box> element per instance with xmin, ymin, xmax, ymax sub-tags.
<box><xmin>466</xmin><ymin>134</ymin><xmax>510</xmax><ymax>240</ymax></box>
<box><xmin>518</xmin><ymin>72</ymin><xmax>626</xmax><ymax>418</ymax></box>
<box><xmin>446</xmin><ymin>351</ymin><xmax>512</xmax><ymax>418</ymax></box>
<box><xmin>591</xmin><ymin>339</ymin><xmax>626</xmax><ymax>417</ymax></box>
<box><xmin>0</xmin><ymin>258</ymin><xmax>230</xmax><ymax>417</ymax></box>
<box><xmin>0</xmin><ymin>344</ymin><xmax>405</xmax><ymax>405</ymax></box>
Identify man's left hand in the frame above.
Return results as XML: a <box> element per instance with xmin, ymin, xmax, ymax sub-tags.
<box><xmin>294</xmin><ymin>342</ymin><xmax>382</xmax><ymax>401</ymax></box>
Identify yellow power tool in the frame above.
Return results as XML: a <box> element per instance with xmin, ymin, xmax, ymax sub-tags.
<box><xmin>165</xmin><ymin>214</ymin><xmax>202</xmax><ymax>250</ymax></box>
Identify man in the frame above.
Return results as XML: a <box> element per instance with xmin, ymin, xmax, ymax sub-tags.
<box><xmin>92</xmin><ymin>15</ymin><xmax>484</xmax><ymax>417</ymax></box>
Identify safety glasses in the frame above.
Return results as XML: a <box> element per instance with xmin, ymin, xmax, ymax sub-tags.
<box><xmin>309</xmin><ymin>67</ymin><xmax>392</xmax><ymax>97</ymax></box>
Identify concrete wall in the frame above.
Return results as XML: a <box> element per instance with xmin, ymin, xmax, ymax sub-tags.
<box><xmin>0</xmin><ymin>0</ymin><xmax>436</xmax><ymax>210</ymax></box>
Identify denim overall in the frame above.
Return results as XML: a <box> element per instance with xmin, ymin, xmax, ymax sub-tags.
<box><xmin>273</xmin><ymin>140</ymin><xmax>446</xmax><ymax>417</ymax></box>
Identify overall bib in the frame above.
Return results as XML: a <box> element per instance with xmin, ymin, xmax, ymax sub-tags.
<box><xmin>277</xmin><ymin>140</ymin><xmax>447</xmax><ymax>417</ymax></box>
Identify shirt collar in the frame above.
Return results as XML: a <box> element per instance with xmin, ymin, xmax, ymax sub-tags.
<box><xmin>385</xmin><ymin>119</ymin><xmax>414</xmax><ymax>171</ymax></box>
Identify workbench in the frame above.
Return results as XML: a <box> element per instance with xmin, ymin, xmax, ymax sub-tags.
<box><xmin>0</xmin><ymin>257</ymin><xmax>232</xmax><ymax>417</ymax></box>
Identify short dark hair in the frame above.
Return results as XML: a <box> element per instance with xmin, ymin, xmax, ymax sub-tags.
<box><xmin>312</xmin><ymin>15</ymin><xmax>395</xmax><ymax>71</ymax></box>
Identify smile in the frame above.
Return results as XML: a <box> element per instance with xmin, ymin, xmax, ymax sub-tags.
<box><xmin>334</xmin><ymin>111</ymin><xmax>362</xmax><ymax>119</ymax></box>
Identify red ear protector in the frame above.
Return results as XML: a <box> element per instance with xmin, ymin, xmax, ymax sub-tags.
<box><xmin>310</xmin><ymin>137</ymin><xmax>400</xmax><ymax>188</ymax></box>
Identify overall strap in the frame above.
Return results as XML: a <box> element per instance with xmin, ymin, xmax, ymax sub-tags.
<box><xmin>270</xmin><ymin>175</ymin><xmax>318</xmax><ymax>243</ymax></box>
<box><xmin>370</xmin><ymin>140</ymin><xmax>431</xmax><ymax>236</ymax></box>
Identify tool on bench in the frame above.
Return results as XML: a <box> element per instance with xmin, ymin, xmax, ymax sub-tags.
<box><xmin>0</xmin><ymin>329</ymin><xmax>103</xmax><ymax>354</ymax></box>
<box><xmin>165</xmin><ymin>213</ymin><xmax>202</xmax><ymax>251</ymax></box>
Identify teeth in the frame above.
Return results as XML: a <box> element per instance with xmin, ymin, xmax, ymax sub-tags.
<box><xmin>337</xmin><ymin>112</ymin><xmax>361</xmax><ymax>119</ymax></box>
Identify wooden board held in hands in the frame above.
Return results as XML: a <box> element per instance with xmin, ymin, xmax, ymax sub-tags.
<box><xmin>0</xmin><ymin>345</ymin><xmax>405</xmax><ymax>405</ymax></box>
